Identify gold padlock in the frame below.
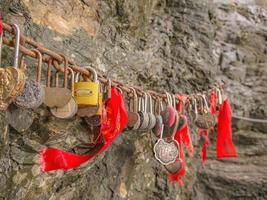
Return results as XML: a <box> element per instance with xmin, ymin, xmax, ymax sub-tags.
<box><xmin>74</xmin><ymin>66</ymin><xmax>99</xmax><ymax>107</ymax></box>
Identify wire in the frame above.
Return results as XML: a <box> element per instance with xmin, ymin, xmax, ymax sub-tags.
<box><xmin>232</xmin><ymin>115</ymin><xmax>267</xmax><ymax>123</ymax></box>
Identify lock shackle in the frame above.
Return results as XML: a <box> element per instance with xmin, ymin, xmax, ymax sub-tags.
<box><xmin>32</xmin><ymin>49</ymin><xmax>43</xmax><ymax>83</ymax></box>
<box><xmin>172</xmin><ymin>95</ymin><xmax>176</xmax><ymax>108</ymax></box>
<box><xmin>75</xmin><ymin>72</ymin><xmax>80</xmax><ymax>83</ymax></box>
<box><xmin>107</xmin><ymin>79</ymin><xmax>112</xmax><ymax>99</ymax></box>
<box><xmin>0</xmin><ymin>28</ymin><xmax>2</xmax><ymax>67</ymax></box>
<box><xmin>58</xmin><ymin>54</ymin><xmax>69</xmax><ymax>88</ymax></box>
<box><xmin>155</xmin><ymin>96</ymin><xmax>163</xmax><ymax>115</ymax></box>
<box><xmin>215</xmin><ymin>87</ymin><xmax>223</xmax><ymax>105</ymax></box>
<box><xmin>139</xmin><ymin>93</ymin><xmax>146</xmax><ymax>112</ymax></box>
<box><xmin>165</xmin><ymin>92</ymin><xmax>172</xmax><ymax>107</ymax></box>
<box><xmin>147</xmin><ymin>93</ymin><xmax>154</xmax><ymax>114</ymax></box>
<box><xmin>55</xmin><ymin>70</ymin><xmax>60</xmax><ymax>87</ymax></box>
<box><xmin>192</xmin><ymin>97</ymin><xmax>198</xmax><ymax>117</ymax></box>
<box><xmin>143</xmin><ymin>92</ymin><xmax>148</xmax><ymax>112</ymax></box>
<box><xmin>195</xmin><ymin>94</ymin><xmax>204</xmax><ymax>113</ymax></box>
<box><xmin>67</xmin><ymin>67</ymin><xmax>75</xmax><ymax>97</ymax></box>
<box><xmin>46</xmin><ymin>57</ymin><xmax>54</xmax><ymax>87</ymax></box>
<box><xmin>19</xmin><ymin>53</ymin><xmax>26</xmax><ymax>70</ymax></box>
<box><xmin>201</xmin><ymin>94</ymin><xmax>210</xmax><ymax>112</ymax></box>
<box><xmin>76</xmin><ymin>66</ymin><xmax>98</xmax><ymax>82</ymax></box>
<box><xmin>129</xmin><ymin>87</ymin><xmax>137</xmax><ymax>112</ymax></box>
<box><xmin>177</xmin><ymin>95</ymin><xmax>187</xmax><ymax>115</ymax></box>
<box><xmin>11</xmin><ymin>24</ymin><xmax>20</xmax><ymax>68</ymax></box>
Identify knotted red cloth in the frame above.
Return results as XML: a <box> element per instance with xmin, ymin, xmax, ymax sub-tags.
<box><xmin>216</xmin><ymin>98</ymin><xmax>238</xmax><ymax>159</ymax></box>
<box><xmin>41</xmin><ymin>87</ymin><xmax>128</xmax><ymax>172</ymax></box>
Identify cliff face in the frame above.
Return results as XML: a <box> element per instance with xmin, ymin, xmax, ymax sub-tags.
<box><xmin>0</xmin><ymin>0</ymin><xmax>266</xmax><ymax>200</ymax></box>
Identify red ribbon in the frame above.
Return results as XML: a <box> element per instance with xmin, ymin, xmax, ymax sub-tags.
<box><xmin>216</xmin><ymin>99</ymin><xmax>238</xmax><ymax>159</ymax></box>
<box><xmin>41</xmin><ymin>87</ymin><xmax>128</xmax><ymax>172</ymax></box>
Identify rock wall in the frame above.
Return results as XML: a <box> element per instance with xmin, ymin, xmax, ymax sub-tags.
<box><xmin>0</xmin><ymin>0</ymin><xmax>266</xmax><ymax>199</ymax></box>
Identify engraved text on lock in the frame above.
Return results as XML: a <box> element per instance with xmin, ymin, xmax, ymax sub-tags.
<box><xmin>75</xmin><ymin>89</ymin><xmax>93</xmax><ymax>97</ymax></box>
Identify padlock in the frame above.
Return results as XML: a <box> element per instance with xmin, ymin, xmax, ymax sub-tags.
<box><xmin>82</xmin><ymin>81</ymin><xmax>103</xmax><ymax>126</ymax></box>
<box><xmin>50</xmin><ymin>66</ymin><xmax>78</xmax><ymax>119</ymax></box>
<box><xmin>44</xmin><ymin>58</ymin><xmax>72</xmax><ymax>108</ymax></box>
<box><xmin>0</xmin><ymin>24</ymin><xmax>26</xmax><ymax>110</ymax></box>
<box><xmin>127</xmin><ymin>87</ymin><xmax>140</xmax><ymax>130</ymax></box>
<box><xmin>194</xmin><ymin>95</ymin><xmax>216</xmax><ymax>129</ymax></box>
<box><xmin>74</xmin><ymin>66</ymin><xmax>99</xmax><ymax>107</ymax></box>
<box><xmin>15</xmin><ymin>49</ymin><xmax>45</xmax><ymax>108</ymax></box>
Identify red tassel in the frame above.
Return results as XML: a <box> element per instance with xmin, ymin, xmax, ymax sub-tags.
<box><xmin>168</xmin><ymin>159</ymin><xmax>186</xmax><ymax>186</ymax></box>
<box><xmin>0</xmin><ymin>15</ymin><xmax>3</xmax><ymax>35</ymax></box>
<box><xmin>41</xmin><ymin>87</ymin><xmax>128</xmax><ymax>172</ymax></box>
<box><xmin>168</xmin><ymin>116</ymin><xmax>194</xmax><ymax>185</ymax></box>
<box><xmin>180</xmin><ymin>116</ymin><xmax>194</xmax><ymax>156</ymax></box>
<box><xmin>216</xmin><ymin>99</ymin><xmax>238</xmax><ymax>159</ymax></box>
<box><xmin>198</xmin><ymin>129</ymin><xmax>210</xmax><ymax>165</ymax></box>
<box><xmin>168</xmin><ymin>135</ymin><xmax>186</xmax><ymax>186</ymax></box>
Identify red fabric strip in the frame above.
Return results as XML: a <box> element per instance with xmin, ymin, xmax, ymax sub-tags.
<box><xmin>168</xmin><ymin>132</ymin><xmax>186</xmax><ymax>186</ymax></box>
<box><xmin>198</xmin><ymin>129</ymin><xmax>210</xmax><ymax>165</ymax></box>
<box><xmin>180</xmin><ymin>116</ymin><xmax>194</xmax><ymax>156</ymax></box>
<box><xmin>209</xmin><ymin>91</ymin><xmax>218</xmax><ymax>115</ymax></box>
<box><xmin>41</xmin><ymin>87</ymin><xmax>128</xmax><ymax>172</ymax></box>
<box><xmin>168</xmin><ymin>116</ymin><xmax>193</xmax><ymax>185</ymax></box>
<box><xmin>0</xmin><ymin>15</ymin><xmax>3</xmax><ymax>35</ymax></box>
<box><xmin>216</xmin><ymin>99</ymin><xmax>238</xmax><ymax>159</ymax></box>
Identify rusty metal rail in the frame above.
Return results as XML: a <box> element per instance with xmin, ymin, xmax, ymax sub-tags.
<box><xmin>2</xmin><ymin>22</ymin><xmax>222</xmax><ymax>100</ymax></box>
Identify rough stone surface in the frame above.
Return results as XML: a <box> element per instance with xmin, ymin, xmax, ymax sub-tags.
<box><xmin>0</xmin><ymin>0</ymin><xmax>266</xmax><ymax>199</ymax></box>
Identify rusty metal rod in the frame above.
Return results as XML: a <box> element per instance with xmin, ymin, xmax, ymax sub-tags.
<box><xmin>2</xmin><ymin>22</ymin><xmax>223</xmax><ymax>100</ymax></box>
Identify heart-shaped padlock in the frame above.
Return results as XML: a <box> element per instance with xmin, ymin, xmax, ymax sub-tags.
<box><xmin>161</xmin><ymin>93</ymin><xmax>178</xmax><ymax>138</ymax></box>
<box><xmin>194</xmin><ymin>95</ymin><xmax>216</xmax><ymax>129</ymax></box>
<box><xmin>6</xmin><ymin>56</ymin><xmax>35</xmax><ymax>132</ymax></box>
<box><xmin>154</xmin><ymin>124</ymin><xmax>180</xmax><ymax>165</ymax></box>
<box><xmin>0</xmin><ymin>24</ymin><xmax>25</xmax><ymax>111</ymax></box>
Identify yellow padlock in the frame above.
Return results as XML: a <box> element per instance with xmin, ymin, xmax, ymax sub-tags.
<box><xmin>74</xmin><ymin>66</ymin><xmax>99</xmax><ymax>107</ymax></box>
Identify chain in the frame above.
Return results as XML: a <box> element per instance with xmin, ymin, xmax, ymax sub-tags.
<box><xmin>1</xmin><ymin>22</ymin><xmax>223</xmax><ymax>100</ymax></box>
<box><xmin>232</xmin><ymin>115</ymin><xmax>267</xmax><ymax>123</ymax></box>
